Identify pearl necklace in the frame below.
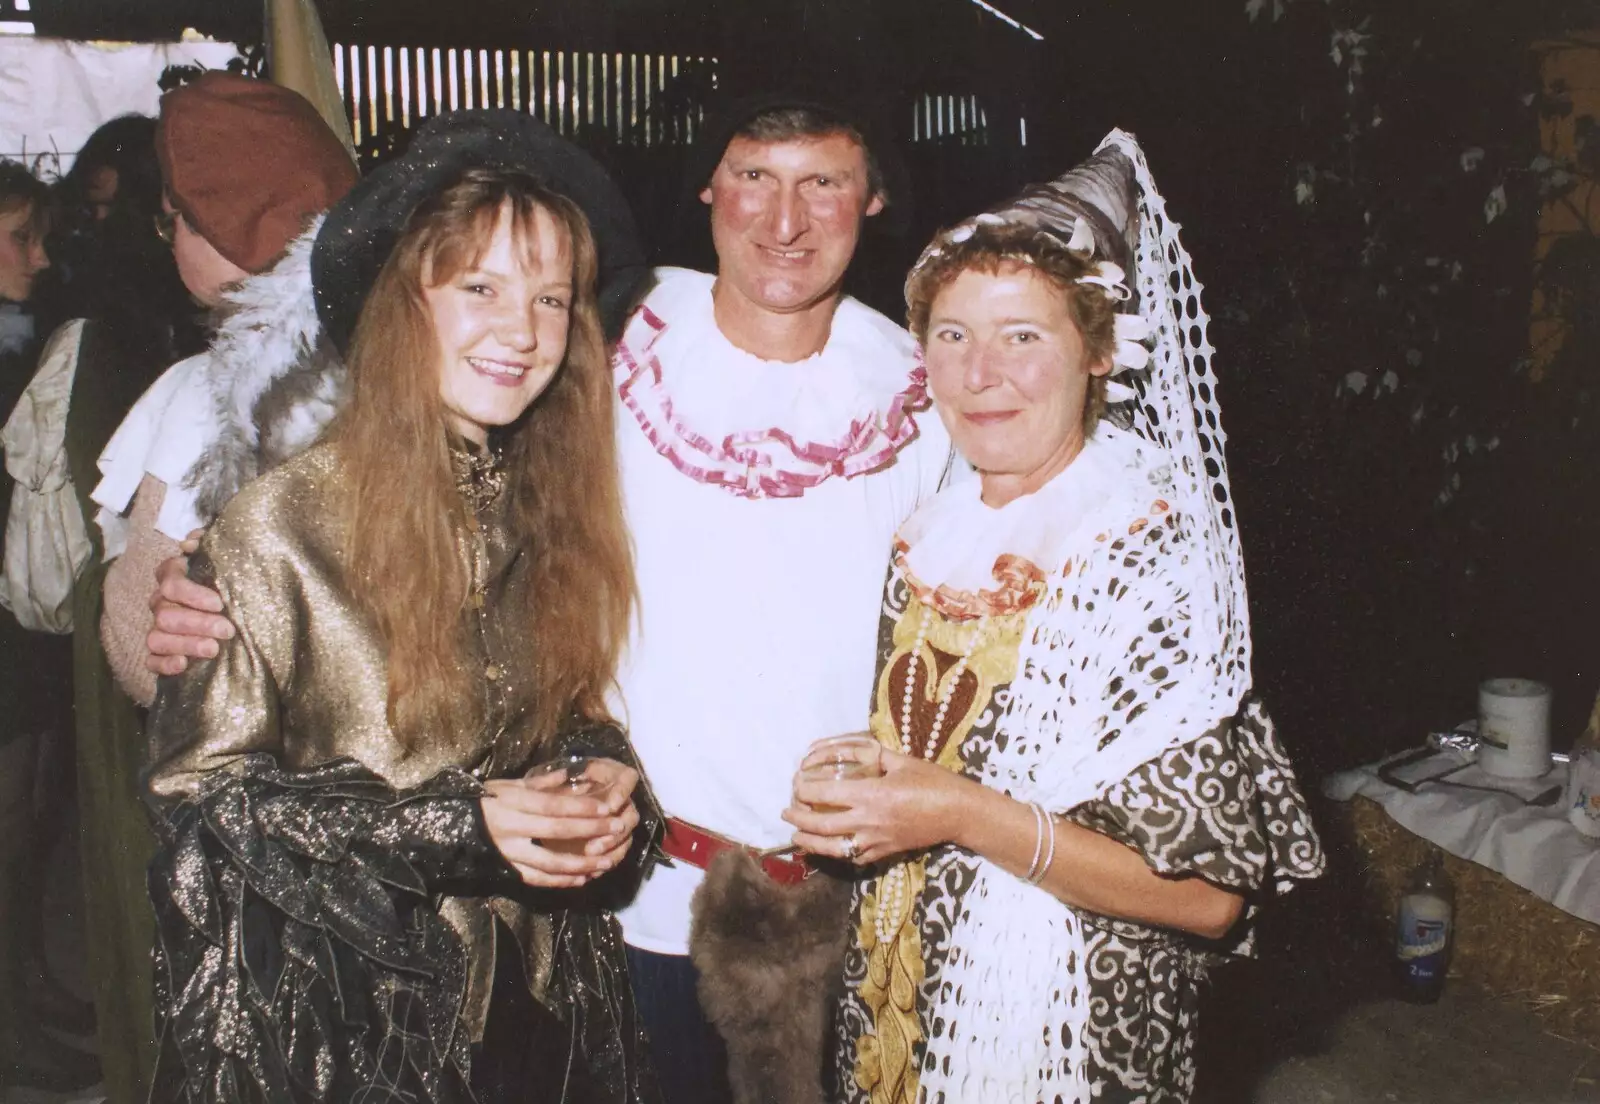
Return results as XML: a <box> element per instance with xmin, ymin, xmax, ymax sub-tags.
<box><xmin>898</xmin><ymin>606</ymin><xmax>986</xmax><ymax>759</ymax></box>
<box><xmin>875</xmin><ymin>862</ymin><xmax>910</xmax><ymax>944</ymax></box>
<box><xmin>877</xmin><ymin>606</ymin><xmax>986</xmax><ymax>945</ymax></box>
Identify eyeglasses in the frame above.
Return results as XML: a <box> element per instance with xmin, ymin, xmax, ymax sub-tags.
<box><xmin>154</xmin><ymin>209</ymin><xmax>178</xmax><ymax>247</ymax></box>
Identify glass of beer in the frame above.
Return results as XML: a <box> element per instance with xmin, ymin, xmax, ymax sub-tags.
<box><xmin>799</xmin><ymin>734</ymin><xmax>884</xmax><ymax>813</ymax></box>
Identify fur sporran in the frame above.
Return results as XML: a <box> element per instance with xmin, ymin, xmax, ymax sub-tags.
<box><xmin>688</xmin><ymin>851</ymin><xmax>854</xmax><ymax>1104</ymax></box>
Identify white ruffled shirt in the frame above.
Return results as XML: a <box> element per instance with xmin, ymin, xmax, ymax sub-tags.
<box><xmin>90</xmin><ymin>217</ymin><xmax>329</xmax><ymax>560</ymax></box>
<box><xmin>614</xmin><ymin>268</ymin><xmax>932</xmax><ymax>499</ymax></box>
<box><xmin>612</xmin><ymin>268</ymin><xmax>957</xmax><ymax>954</ymax></box>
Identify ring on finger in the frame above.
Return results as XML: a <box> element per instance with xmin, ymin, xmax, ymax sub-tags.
<box><xmin>842</xmin><ymin>833</ymin><xmax>858</xmax><ymax>861</ymax></box>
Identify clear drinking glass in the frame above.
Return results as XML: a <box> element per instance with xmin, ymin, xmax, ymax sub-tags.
<box><xmin>530</xmin><ymin>751</ymin><xmax>600</xmax><ymax>794</ymax></box>
<box><xmin>799</xmin><ymin>734</ymin><xmax>884</xmax><ymax>813</ymax></box>
<box><xmin>528</xmin><ymin>752</ymin><xmax>608</xmax><ymax>854</ymax></box>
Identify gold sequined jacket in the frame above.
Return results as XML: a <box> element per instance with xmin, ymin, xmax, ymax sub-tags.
<box><xmin>144</xmin><ymin>441</ymin><xmax>658</xmax><ymax>1103</ymax></box>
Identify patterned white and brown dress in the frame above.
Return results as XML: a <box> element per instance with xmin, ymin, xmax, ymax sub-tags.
<box><xmin>830</xmin><ymin>426</ymin><xmax>1324</xmax><ymax>1104</ymax></box>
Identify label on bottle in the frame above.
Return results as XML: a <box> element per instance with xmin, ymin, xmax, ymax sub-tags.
<box><xmin>1568</xmin><ymin>752</ymin><xmax>1600</xmax><ymax>839</ymax></box>
<box><xmin>1397</xmin><ymin>893</ymin><xmax>1451</xmax><ymax>983</ymax></box>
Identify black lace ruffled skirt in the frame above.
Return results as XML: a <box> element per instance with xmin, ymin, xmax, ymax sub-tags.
<box><xmin>147</xmin><ymin>756</ymin><xmax>658</xmax><ymax>1104</ymax></box>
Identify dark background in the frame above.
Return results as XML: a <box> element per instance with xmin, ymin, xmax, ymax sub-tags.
<box><xmin>25</xmin><ymin>0</ymin><xmax>1598</xmax><ymax>778</ymax></box>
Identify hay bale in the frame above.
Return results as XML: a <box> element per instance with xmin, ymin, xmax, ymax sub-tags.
<box><xmin>1338</xmin><ymin>795</ymin><xmax>1600</xmax><ymax>1042</ymax></box>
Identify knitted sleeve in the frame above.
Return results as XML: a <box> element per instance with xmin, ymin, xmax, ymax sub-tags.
<box><xmin>99</xmin><ymin>474</ymin><xmax>180</xmax><ymax>707</ymax></box>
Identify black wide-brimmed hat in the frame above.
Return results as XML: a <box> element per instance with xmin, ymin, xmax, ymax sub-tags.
<box><xmin>312</xmin><ymin>109</ymin><xmax>649</xmax><ymax>351</ymax></box>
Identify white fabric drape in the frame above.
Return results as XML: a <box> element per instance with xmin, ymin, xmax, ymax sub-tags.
<box><xmin>0</xmin><ymin>37</ymin><xmax>239</xmax><ymax>171</ymax></box>
<box><xmin>0</xmin><ymin>320</ymin><xmax>91</xmax><ymax>632</ymax></box>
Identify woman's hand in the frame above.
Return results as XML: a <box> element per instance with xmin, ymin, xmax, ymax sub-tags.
<box><xmin>481</xmin><ymin>761</ymin><xmax>640</xmax><ymax>888</ymax></box>
<box><xmin>785</xmin><ymin>743</ymin><xmax>1248</xmax><ymax>939</ymax></box>
<box><xmin>781</xmin><ymin>741</ymin><xmax>985</xmax><ymax>866</ymax></box>
<box><xmin>577</xmin><ymin>757</ymin><xmax>643</xmax><ymax>862</ymax></box>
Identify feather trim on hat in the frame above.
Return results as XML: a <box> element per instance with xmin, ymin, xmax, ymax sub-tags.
<box><xmin>181</xmin><ymin>215</ymin><xmax>346</xmax><ymax>524</ymax></box>
<box><xmin>907</xmin><ymin>146</ymin><xmax>1152</xmax><ymax>402</ymax></box>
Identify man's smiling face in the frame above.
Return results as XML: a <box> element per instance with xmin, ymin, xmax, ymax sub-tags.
<box><xmin>701</xmin><ymin>131</ymin><xmax>884</xmax><ymax>319</ymax></box>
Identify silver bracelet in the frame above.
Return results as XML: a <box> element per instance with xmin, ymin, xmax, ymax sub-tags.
<box><xmin>1029</xmin><ymin>804</ymin><xmax>1057</xmax><ymax>885</ymax></box>
<box><xmin>1024</xmin><ymin>796</ymin><xmax>1049</xmax><ymax>883</ymax></box>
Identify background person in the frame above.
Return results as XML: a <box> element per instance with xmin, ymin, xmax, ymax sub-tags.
<box><xmin>0</xmin><ymin>159</ymin><xmax>101</xmax><ymax>1094</ymax></box>
<box><xmin>784</xmin><ymin>133</ymin><xmax>1324</xmax><ymax>1103</ymax></box>
<box><xmin>93</xmin><ymin>71</ymin><xmax>357</xmax><ymax>707</ymax></box>
<box><xmin>1</xmin><ymin>109</ymin><xmax>201</xmax><ymax>1101</ymax></box>
<box><xmin>0</xmin><ymin>160</ymin><xmax>51</xmax><ymax>385</ymax></box>
<box><xmin>43</xmin><ymin>110</ymin><xmax>203</xmax><ymax>1104</ymax></box>
<box><xmin>34</xmin><ymin>114</ymin><xmax>189</xmax><ymax>340</ymax></box>
<box><xmin>49</xmin><ymin>76</ymin><xmax>355</xmax><ymax>1102</ymax></box>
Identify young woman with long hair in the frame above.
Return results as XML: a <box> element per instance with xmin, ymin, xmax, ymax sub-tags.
<box><xmin>141</xmin><ymin>120</ymin><xmax>659</xmax><ymax>1104</ymax></box>
<box><xmin>333</xmin><ymin>170</ymin><xmax>631</xmax><ymax>754</ymax></box>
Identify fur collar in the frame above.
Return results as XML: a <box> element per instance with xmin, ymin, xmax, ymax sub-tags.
<box><xmin>180</xmin><ymin>217</ymin><xmax>346</xmax><ymax>525</ymax></box>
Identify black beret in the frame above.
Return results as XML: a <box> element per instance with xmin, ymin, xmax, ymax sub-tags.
<box><xmin>312</xmin><ymin>109</ymin><xmax>649</xmax><ymax>352</ymax></box>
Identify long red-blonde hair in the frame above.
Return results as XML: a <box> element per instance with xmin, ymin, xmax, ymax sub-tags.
<box><xmin>331</xmin><ymin>166</ymin><xmax>633</xmax><ymax>750</ymax></box>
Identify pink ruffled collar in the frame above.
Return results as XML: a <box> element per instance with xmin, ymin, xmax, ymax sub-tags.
<box><xmin>614</xmin><ymin>268</ymin><xmax>929</xmax><ymax>499</ymax></box>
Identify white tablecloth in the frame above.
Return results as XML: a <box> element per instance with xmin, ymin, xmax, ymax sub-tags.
<box><xmin>1325</xmin><ymin>749</ymin><xmax>1600</xmax><ymax>925</ymax></box>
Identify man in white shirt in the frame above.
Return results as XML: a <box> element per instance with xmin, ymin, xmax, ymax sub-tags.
<box><xmin>607</xmin><ymin>95</ymin><xmax>951</xmax><ymax>1100</ymax></box>
<box><xmin>144</xmin><ymin>94</ymin><xmax>953</xmax><ymax>1103</ymax></box>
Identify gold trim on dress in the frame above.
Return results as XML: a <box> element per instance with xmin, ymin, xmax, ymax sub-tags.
<box><xmin>854</xmin><ymin>595</ymin><xmax>1026</xmax><ymax>1103</ymax></box>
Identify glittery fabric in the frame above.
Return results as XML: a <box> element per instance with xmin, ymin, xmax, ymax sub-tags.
<box><xmin>453</xmin><ymin>441</ymin><xmax>509</xmax><ymax>515</ymax></box>
<box><xmin>147</xmin><ymin>442</ymin><xmax>541</xmax><ymax>801</ymax></box>
<box><xmin>144</xmin><ymin>441</ymin><xmax>661</xmax><ymax>1103</ymax></box>
<box><xmin>148</xmin><ymin>758</ymin><xmax>485</xmax><ymax>1102</ymax></box>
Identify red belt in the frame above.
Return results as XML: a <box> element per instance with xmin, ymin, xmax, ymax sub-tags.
<box><xmin>662</xmin><ymin>818</ymin><xmax>813</xmax><ymax>887</ymax></box>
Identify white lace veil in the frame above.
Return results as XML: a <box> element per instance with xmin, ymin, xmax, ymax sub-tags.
<box><xmin>1101</xmin><ymin>129</ymin><xmax>1251</xmax><ymax>696</ymax></box>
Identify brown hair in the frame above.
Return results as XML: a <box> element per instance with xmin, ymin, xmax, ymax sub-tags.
<box><xmin>0</xmin><ymin>160</ymin><xmax>51</xmax><ymax>235</ymax></box>
<box><xmin>906</xmin><ymin>222</ymin><xmax>1120</xmax><ymax>433</ymax></box>
<box><xmin>332</xmin><ymin>166</ymin><xmax>633</xmax><ymax>749</ymax></box>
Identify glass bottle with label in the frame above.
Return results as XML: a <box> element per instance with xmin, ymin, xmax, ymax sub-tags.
<box><xmin>1568</xmin><ymin>704</ymin><xmax>1600</xmax><ymax>839</ymax></box>
<box><xmin>1395</xmin><ymin>848</ymin><xmax>1453</xmax><ymax>1004</ymax></box>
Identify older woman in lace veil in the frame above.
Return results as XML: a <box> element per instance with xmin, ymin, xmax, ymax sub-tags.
<box><xmin>142</xmin><ymin>112</ymin><xmax>658</xmax><ymax>1104</ymax></box>
<box><xmin>783</xmin><ymin>132</ymin><xmax>1325</xmax><ymax>1102</ymax></box>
